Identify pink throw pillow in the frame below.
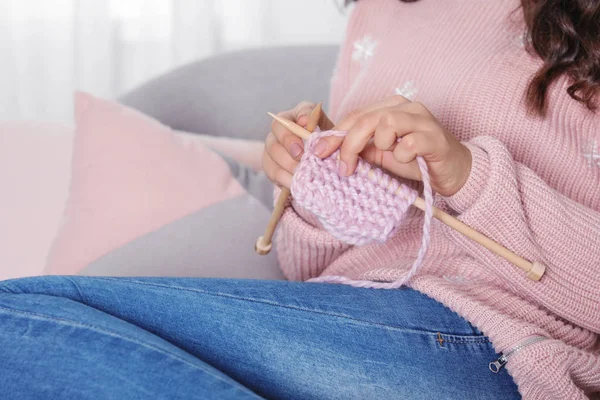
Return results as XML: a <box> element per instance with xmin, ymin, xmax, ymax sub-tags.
<box><xmin>44</xmin><ymin>93</ymin><xmax>245</xmax><ymax>275</ymax></box>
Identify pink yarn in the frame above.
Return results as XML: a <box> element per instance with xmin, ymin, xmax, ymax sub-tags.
<box><xmin>290</xmin><ymin>129</ymin><xmax>434</xmax><ymax>289</ymax></box>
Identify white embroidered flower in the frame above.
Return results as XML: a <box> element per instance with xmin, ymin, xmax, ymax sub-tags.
<box><xmin>583</xmin><ymin>140</ymin><xmax>600</xmax><ymax>168</ymax></box>
<box><xmin>352</xmin><ymin>35</ymin><xmax>377</xmax><ymax>63</ymax></box>
<box><xmin>395</xmin><ymin>81</ymin><xmax>418</xmax><ymax>100</ymax></box>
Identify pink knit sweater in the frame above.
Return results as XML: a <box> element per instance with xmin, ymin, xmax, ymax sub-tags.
<box><xmin>274</xmin><ymin>1</ymin><xmax>600</xmax><ymax>398</ymax></box>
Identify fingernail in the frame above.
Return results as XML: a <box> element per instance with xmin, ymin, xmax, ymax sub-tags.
<box><xmin>314</xmin><ymin>140</ymin><xmax>327</xmax><ymax>156</ymax></box>
<box><xmin>290</xmin><ymin>142</ymin><xmax>303</xmax><ymax>158</ymax></box>
<box><xmin>337</xmin><ymin>160</ymin><xmax>348</xmax><ymax>176</ymax></box>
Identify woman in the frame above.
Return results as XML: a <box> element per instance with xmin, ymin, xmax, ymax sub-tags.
<box><xmin>1</xmin><ymin>0</ymin><xmax>598</xmax><ymax>398</ymax></box>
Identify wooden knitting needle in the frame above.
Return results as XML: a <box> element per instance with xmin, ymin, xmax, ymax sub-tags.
<box><xmin>255</xmin><ymin>103</ymin><xmax>322</xmax><ymax>255</ymax></box>
<box><xmin>268</xmin><ymin>114</ymin><xmax>547</xmax><ymax>281</ymax></box>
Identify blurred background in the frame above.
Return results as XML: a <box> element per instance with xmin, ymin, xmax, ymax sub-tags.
<box><xmin>0</xmin><ymin>0</ymin><xmax>349</xmax><ymax>123</ymax></box>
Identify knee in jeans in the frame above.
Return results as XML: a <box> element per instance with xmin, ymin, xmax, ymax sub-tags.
<box><xmin>0</xmin><ymin>276</ymin><xmax>53</xmax><ymax>294</ymax></box>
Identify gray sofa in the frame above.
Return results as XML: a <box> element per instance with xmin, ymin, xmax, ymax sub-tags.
<box><xmin>79</xmin><ymin>46</ymin><xmax>339</xmax><ymax>280</ymax></box>
<box><xmin>119</xmin><ymin>45</ymin><xmax>338</xmax><ymax>139</ymax></box>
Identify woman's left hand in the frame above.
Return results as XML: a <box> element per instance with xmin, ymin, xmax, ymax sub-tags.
<box><xmin>315</xmin><ymin>96</ymin><xmax>472</xmax><ymax>197</ymax></box>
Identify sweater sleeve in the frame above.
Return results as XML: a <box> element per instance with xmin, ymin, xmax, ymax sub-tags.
<box><xmin>441</xmin><ymin>136</ymin><xmax>600</xmax><ymax>333</ymax></box>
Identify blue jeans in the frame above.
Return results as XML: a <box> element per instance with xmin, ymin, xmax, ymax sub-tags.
<box><xmin>0</xmin><ymin>277</ymin><xmax>520</xmax><ymax>399</ymax></box>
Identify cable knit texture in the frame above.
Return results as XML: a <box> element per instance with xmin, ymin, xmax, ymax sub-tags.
<box><xmin>274</xmin><ymin>0</ymin><xmax>600</xmax><ymax>398</ymax></box>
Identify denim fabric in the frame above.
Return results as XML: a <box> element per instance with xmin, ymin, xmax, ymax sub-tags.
<box><xmin>0</xmin><ymin>277</ymin><xmax>520</xmax><ymax>399</ymax></box>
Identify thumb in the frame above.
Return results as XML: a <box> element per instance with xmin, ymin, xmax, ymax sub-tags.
<box><xmin>310</xmin><ymin>108</ymin><xmax>340</xmax><ymax>158</ymax></box>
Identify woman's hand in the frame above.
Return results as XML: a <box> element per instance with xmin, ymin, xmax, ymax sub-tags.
<box><xmin>262</xmin><ymin>101</ymin><xmax>334</xmax><ymax>188</ymax></box>
<box><xmin>314</xmin><ymin>96</ymin><xmax>472</xmax><ymax>197</ymax></box>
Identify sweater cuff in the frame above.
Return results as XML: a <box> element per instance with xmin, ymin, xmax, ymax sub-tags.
<box><xmin>443</xmin><ymin>143</ymin><xmax>490</xmax><ymax>214</ymax></box>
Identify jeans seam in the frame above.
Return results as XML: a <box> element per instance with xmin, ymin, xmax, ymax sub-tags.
<box><xmin>0</xmin><ymin>304</ymin><xmax>258</xmax><ymax>396</ymax></box>
<box><xmin>438</xmin><ymin>334</ymin><xmax>490</xmax><ymax>344</ymax></box>
<box><xmin>66</xmin><ymin>276</ymin><xmax>88</xmax><ymax>303</ymax></box>
<box><xmin>93</xmin><ymin>278</ymin><xmax>489</xmax><ymax>342</ymax></box>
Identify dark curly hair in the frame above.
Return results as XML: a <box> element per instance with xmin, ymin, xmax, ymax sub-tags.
<box><xmin>347</xmin><ymin>0</ymin><xmax>600</xmax><ymax>116</ymax></box>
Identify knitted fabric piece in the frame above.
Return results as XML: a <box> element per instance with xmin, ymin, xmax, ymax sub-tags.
<box><xmin>290</xmin><ymin>129</ymin><xmax>434</xmax><ymax>288</ymax></box>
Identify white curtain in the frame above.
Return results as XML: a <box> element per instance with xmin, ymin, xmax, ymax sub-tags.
<box><xmin>0</xmin><ymin>0</ymin><xmax>349</xmax><ymax>123</ymax></box>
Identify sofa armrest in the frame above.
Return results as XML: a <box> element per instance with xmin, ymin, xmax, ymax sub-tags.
<box><xmin>118</xmin><ymin>45</ymin><xmax>338</xmax><ymax>141</ymax></box>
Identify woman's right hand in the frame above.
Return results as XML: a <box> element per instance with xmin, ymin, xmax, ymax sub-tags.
<box><xmin>262</xmin><ymin>101</ymin><xmax>334</xmax><ymax>188</ymax></box>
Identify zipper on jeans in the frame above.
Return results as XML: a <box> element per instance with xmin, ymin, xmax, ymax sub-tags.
<box><xmin>489</xmin><ymin>336</ymin><xmax>548</xmax><ymax>373</ymax></box>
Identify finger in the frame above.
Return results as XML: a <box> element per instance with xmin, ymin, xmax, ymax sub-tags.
<box><xmin>397</xmin><ymin>101</ymin><xmax>434</xmax><ymax>117</ymax></box>
<box><xmin>373</xmin><ymin>111</ymin><xmax>401</xmax><ymax>151</ymax></box>
<box><xmin>261</xmin><ymin>150</ymin><xmax>293</xmax><ymax>189</ymax></box>
<box><xmin>296</xmin><ymin>101</ymin><xmax>335</xmax><ymax>131</ymax></box>
<box><xmin>339</xmin><ymin>114</ymin><xmax>380</xmax><ymax>175</ymax></box>
<box><xmin>338</xmin><ymin>108</ymin><xmax>418</xmax><ymax>175</ymax></box>
<box><xmin>343</xmin><ymin>108</ymin><xmax>436</xmax><ymax>176</ymax></box>
<box><xmin>315</xmin><ymin>97</ymin><xmax>417</xmax><ymax>161</ymax></box>
<box><xmin>334</xmin><ymin>95</ymin><xmax>411</xmax><ymax>131</ymax></box>
<box><xmin>318</xmin><ymin>96</ymin><xmax>411</xmax><ymax>161</ymax></box>
<box><xmin>372</xmin><ymin>109</ymin><xmax>436</xmax><ymax>159</ymax></box>
<box><xmin>304</xmin><ymin>108</ymin><xmax>336</xmax><ymax>158</ymax></box>
<box><xmin>272</xmin><ymin>111</ymin><xmax>305</xmax><ymax>160</ymax></box>
<box><xmin>312</xmin><ymin>135</ymin><xmax>345</xmax><ymax>159</ymax></box>
<box><xmin>393</xmin><ymin>132</ymin><xmax>437</xmax><ymax>164</ymax></box>
<box><xmin>265</xmin><ymin>133</ymin><xmax>299</xmax><ymax>174</ymax></box>
<box><xmin>360</xmin><ymin>144</ymin><xmax>421</xmax><ymax>181</ymax></box>
<box><xmin>292</xmin><ymin>101</ymin><xmax>317</xmax><ymax>127</ymax></box>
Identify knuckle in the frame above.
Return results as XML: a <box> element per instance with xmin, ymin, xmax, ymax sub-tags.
<box><xmin>284</xmin><ymin>131</ymin><xmax>298</xmax><ymax>143</ymax></box>
<box><xmin>271</xmin><ymin>119</ymin><xmax>281</xmax><ymax>132</ymax></box>
<box><xmin>322</xmin><ymin>137</ymin><xmax>340</xmax><ymax>154</ymax></box>
<box><xmin>406</xmin><ymin>113</ymin><xmax>421</xmax><ymax>127</ymax></box>
<box><xmin>265</xmin><ymin>132</ymin><xmax>276</xmax><ymax>148</ymax></box>
<box><xmin>331</xmin><ymin>136</ymin><xmax>345</xmax><ymax>147</ymax></box>
<box><xmin>262</xmin><ymin>157</ymin><xmax>274</xmax><ymax>180</ymax></box>
<box><xmin>295</xmin><ymin>100</ymin><xmax>314</xmax><ymax>112</ymax></box>
<box><xmin>345</xmin><ymin>109</ymin><xmax>363</xmax><ymax>121</ymax></box>
<box><xmin>380</xmin><ymin>111</ymin><xmax>395</xmax><ymax>127</ymax></box>
<box><xmin>355</xmin><ymin>115</ymin><xmax>372</xmax><ymax>131</ymax></box>
<box><xmin>374</xmin><ymin>131</ymin><xmax>394</xmax><ymax>149</ymax></box>
<box><xmin>271</xmin><ymin>144</ymin><xmax>286</xmax><ymax>162</ymax></box>
<box><xmin>283</xmin><ymin>135</ymin><xmax>300</xmax><ymax>153</ymax></box>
